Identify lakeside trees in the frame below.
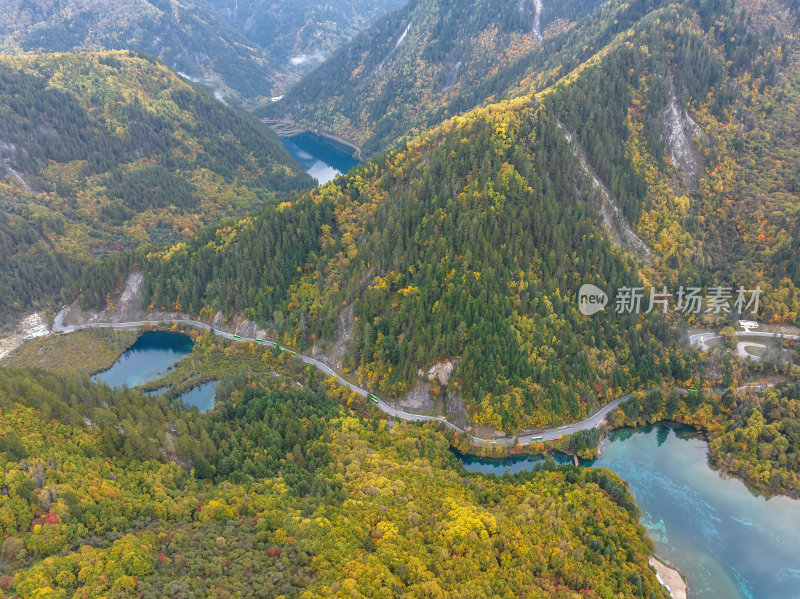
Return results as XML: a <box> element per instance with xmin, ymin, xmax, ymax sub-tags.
<box><xmin>0</xmin><ymin>366</ymin><xmax>668</xmax><ymax>597</ymax></box>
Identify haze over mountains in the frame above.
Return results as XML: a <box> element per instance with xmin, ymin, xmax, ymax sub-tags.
<box><xmin>0</xmin><ymin>0</ymin><xmax>404</xmax><ymax>107</ymax></box>
<box><xmin>266</xmin><ymin>0</ymin><xmax>661</xmax><ymax>154</ymax></box>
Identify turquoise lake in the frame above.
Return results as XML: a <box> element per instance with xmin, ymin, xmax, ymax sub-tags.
<box><xmin>281</xmin><ymin>131</ymin><xmax>360</xmax><ymax>184</ymax></box>
<box><xmin>92</xmin><ymin>331</ymin><xmax>193</xmax><ymax>388</ymax></box>
<box><xmin>178</xmin><ymin>380</ymin><xmax>217</xmax><ymax>412</ymax></box>
<box><xmin>458</xmin><ymin>424</ymin><xmax>800</xmax><ymax>599</ymax></box>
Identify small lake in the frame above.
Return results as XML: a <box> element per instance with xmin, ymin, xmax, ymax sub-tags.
<box><xmin>281</xmin><ymin>131</ymin><xmax>360</xmax><ymax>185</ymax></box>
<box><xmin>92</xmin><ymin>331</ymin><xmax>193</xmax><ymax>388</ymax></box>
<box><xmin>458</xmin><ymin>424</ymin><xmax>800</xmax><ymax>599</ymax></box>
<box><xmin>177</xmin><ymin>380</ymin><xmax>217</xmax><ymax>412</ymax></box>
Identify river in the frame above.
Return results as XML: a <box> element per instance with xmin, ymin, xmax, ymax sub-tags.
<box><xmin>281</xmin><ymin>131</ymin><xmax>360</xmax><ymax>184</ymax></box>
<box><xmin>458</xmin><ymin>424</ymin><xmax>800</xmax><ymax>598</ymax></box>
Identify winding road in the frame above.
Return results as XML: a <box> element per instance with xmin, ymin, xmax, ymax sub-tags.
<box><xmin>52</xmin><ymin>309</ymin><xmax>771</xmax><ymax>447</ymax></box>
<box><xmin>690</xmin><ymin>330</ymin><xmax>799</xmax><ymax>357</ymax></box>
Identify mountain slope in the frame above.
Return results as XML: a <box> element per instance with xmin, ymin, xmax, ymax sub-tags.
<box><xmin>0</xmin><ymin>0</ymin><xmax>406</xmax><ymax>108</ymax></box>
<box><xmin>0</xmin><ymin>50</ymin><xmax>312</xmax><ymax>326</ymax></box>
<box><xmin>205</xmin><ymin>0</ymin><xmax>406</xmax><ymax>84</ymax></box>
<box><xmin>535</xmin><ymin>0</ymin><xmax>800</xmax><ymax>323</ymax></box>
<box><xmin>0</xmin><ymin>0</ymin><xmax>279</xmax><ymax>107</ymax></box>
<box><xmin>88</xmin><ymin>96</ymin><xmax>689</xmax><ymax>432</ymax></box>
<box><xmin>266</xmin><ymin>0</ymin><xmax>676</xmax><ymax>156</ymax></box>
<box><xmin>78</xmin><ymin>0</ymin><xmax>800</xmax><ymax>432</ymax></box>
<box><xmin>265</xmin><ymin>0</ymin><xmax>548</xmax><ymax>155</ymax></box>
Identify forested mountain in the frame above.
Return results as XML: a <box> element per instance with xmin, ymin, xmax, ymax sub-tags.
<box><xmin>0</xmin><ymin>51</ymin><xmax>312</xmax><ymax>326</ymax></box>
<box><xmin>265</xmin><ymin>0</ymin><xmax>551</xmax><ymax>155</ymax></box>
<box><xmin>272</xmin><ymin>0</ymin><xmax>800</xmax><ymax>319</ymax></box>
<box><xmin>0</xmin><ymin>0</ymin><xmax>276</xmax><ymax>107</ymax></box>
<box><xmin>266</xmin><ymin>0</ymin><xmax>674</xmax><ymax>155</ymax></box>
<box><xmin>0</xmin><ymin>0</ymin><xmax>404</xmax><ymax>107</ymax></box>
<box><xmin>203</xmin><ymin>0</ymin><xmax>406</xmax><ymax>86</ymax></box>
<box><xmin>535</xmin><ymin>0</ymin><xmax>800</xmax><ymax>322</ymax></box>
<box><xmin>79</xmin><ymin>0</ymin><xmax>800</xmax><ymax>434</ymax></box>
<box><xmin>84</xmin><ymin>97</ymin><xmax>694</xmax><ymax>431</ymax></box>
<box><xmin>0</xmin><ymin>366</ymin><xmax>668</xmax><ymax>597</ymax></box>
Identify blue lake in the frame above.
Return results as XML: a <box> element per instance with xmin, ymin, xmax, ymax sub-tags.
<box><xmin>92</xmin><ymin>331</ymin><xmax>193</xmax><ymax>388</ymax></box>
<box><xmin>177</xmin><ymin>380</ymin><xmax>217</xmax><ymax>412</ymax></box>
<box><xmin>281</xmin><ymin>131</ymin><xmax>360</xmax><ymax>184</ymax></box>
<box><xmin>458</xmin><ymin>424</ymin><xmax>800</xmax><ymax>599</ymax></box>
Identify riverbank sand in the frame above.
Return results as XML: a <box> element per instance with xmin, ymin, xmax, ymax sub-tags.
<box><xmin>650</xmin><ymin>556</ymin><xmax>687</xmax><ymax>599</ymax></box>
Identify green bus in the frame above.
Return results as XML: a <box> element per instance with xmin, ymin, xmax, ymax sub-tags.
<box><xmin>531</xmin><ymin>435</ymin><xmax>543</xmax><ymax>442</ymax></box>
<box><xmin>61</xmin><ymin>304</ymin><xmax>67</xmax><ymax>310</ymax></box>
<box><xmin>233</xmin><ymin>334</ymin><xmax>242</xmax><ymax>339</ymax></box>
<box><xmin>255</xmin><ymin>338</ymin><xmax>264</xmax><ymax>343</ymax></box>
<box><xmin>369</xmin><ymin>394</ymin><xmax>379</xmax><ymax>404</ymax></box>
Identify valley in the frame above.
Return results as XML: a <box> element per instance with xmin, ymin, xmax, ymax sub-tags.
<box><xmin>2</xmin><ymin>0</ymin><xmax>800</xmax><ymax>596</ymax></box>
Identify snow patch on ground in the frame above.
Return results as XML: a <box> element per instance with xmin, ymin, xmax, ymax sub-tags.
<box><xmin>0</xmin><ymin>313</ymin><xmax>51</xmax><ymax>361</ymax></box>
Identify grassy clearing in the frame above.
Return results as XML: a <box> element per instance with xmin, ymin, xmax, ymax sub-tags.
<box><xmin>1</xmin><ymin>328</ymin><xmax>140</xmax><ymax>374</ymax></box>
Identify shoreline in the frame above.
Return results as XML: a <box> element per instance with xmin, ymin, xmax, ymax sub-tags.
<box><xmin>263</xmin><ymin>118</ymin><xmax>363</xmax><ymax>160</ymax></box>
<box><xmin>650</xmin><ymin>555</ymin><xmax>688</xmax><ymax>599</ymax></box>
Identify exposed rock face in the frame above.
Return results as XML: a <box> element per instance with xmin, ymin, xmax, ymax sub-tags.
<box><xmin>420</xmin><ymin>360</ymin><xmax>455</xmax><ymax>386</ymax></box>
<box><xmin>445</xmin><ymin>390</ymin><xmax>470</xmax><ymax>429</ymax></box>
<box><xmin>533</xmin><ymin>0</ymin><xmax>543</xmax><ymax>41</ymax></box>
<box><xmin>560</xmin><ymin>123</ymin><xmax>652</xmax><ymax>265</ymax></box>
<box><xmin>0</xmin><ymin>312</ymin><xmax>50</xmax><ymax>361</ymax></box>
<box><xmin>662</xmin><ymin>94</ymin><xmax>703</xmax><ymax>192</ymax></box>
<box><xmin>311</xmin><ymin>303</ymin><xmax>355</xmax><ymax>370</ymax></box>
<box><xmin>392</xmin><ymin>381</ymin><xmax>436</xmax><ymax>413</ymax></box>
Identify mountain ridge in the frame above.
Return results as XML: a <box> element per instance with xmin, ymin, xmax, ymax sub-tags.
<box><xmin>0</xmin><ymin>49</ymin><xmax>313</xmax><ymax>327</ymax></box>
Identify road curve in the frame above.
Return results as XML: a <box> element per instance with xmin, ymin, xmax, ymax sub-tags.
<box><xmin>690</xmin><ymin>330</ymin><xmax>800</xmax><ymax>350</ymax></box>
<box><xmin>51</xmin><ymin>310</ymin><xmax>768</xmax><ymax>447</ymax></box>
